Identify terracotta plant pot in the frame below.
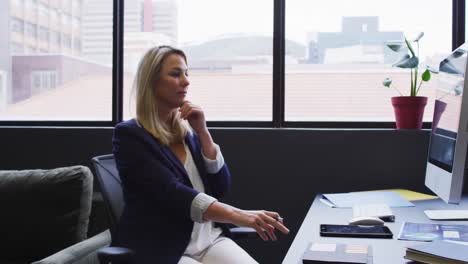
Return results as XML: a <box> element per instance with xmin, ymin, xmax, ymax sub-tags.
<box><xmin>391</xmin><ymin>96</ymin><xmax>428</xmax><ymax>129</ymax></box>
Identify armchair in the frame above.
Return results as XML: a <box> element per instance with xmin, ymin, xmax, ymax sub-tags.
<box><xmin>0</xmin><ymin>166</ymin><xmax>109</xmax><ymax>264</ymax></box>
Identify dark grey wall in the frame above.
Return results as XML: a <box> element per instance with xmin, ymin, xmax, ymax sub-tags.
<box><xmin>0</xmin><ymin>127</ymin><xmax>437</xmax><ymax>263</ymax></box>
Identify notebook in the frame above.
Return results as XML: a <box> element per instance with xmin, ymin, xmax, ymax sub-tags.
<box><xmin>398</xmin><ymin>221</ymin><xmax>468</xmax><ymax>242</ymax></box>
<box><xmin>405</xmin><ymin>240</ymin><xmax>468</xmax><ymax>264</ymax></box>
<box><xmin>302</xmin><ymin>242</ymin><xmax>373</xmax><ymax>264</ymax></box>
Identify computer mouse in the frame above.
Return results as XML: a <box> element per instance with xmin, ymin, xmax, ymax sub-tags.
<box><xmin>348</xmin><ymin>216</ymin><xmax>385</xmax><ymax>226</ymax></box>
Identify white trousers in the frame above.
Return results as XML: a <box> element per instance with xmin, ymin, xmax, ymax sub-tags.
<box><xmin>178</xmin><ymin>236</ymin><xmax>258</xmax><ymax>264</ymax></box>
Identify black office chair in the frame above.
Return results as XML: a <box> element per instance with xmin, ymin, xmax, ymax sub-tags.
<box><xmin>92</xmin><ymin>155</ymin><xmax>134</xmax><ymax>264</ymax></box>
<box><xmin>92</xmin><ymin>154</ymin><xmax>255</xmax><ymax>264</ymax></box>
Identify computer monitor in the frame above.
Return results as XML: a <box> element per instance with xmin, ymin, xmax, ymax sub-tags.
<box><xmin>425</xmin><ymin>43</ymin><xmax>468</xmax><ymax>206</ymax></box>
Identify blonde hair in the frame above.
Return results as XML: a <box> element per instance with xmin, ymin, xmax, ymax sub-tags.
<box><xmin>133</xmin><ymin>45</ymin><xmax>190</xmax><ymax>145</ymax></box>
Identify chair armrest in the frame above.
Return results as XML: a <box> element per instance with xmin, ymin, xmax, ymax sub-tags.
<box><xmin>32</xmin><ymin>230</ymin><xmax>111</xmax><ymax>264</ymax></box>
<box><xmin>97</xmin><ymin>246</ymin><xmax>134</xmax><ymax>264</ymax></box>
<box><xmin>229</xmin><ymin>226</ymin><xmax>258</xmax><ymax>240</ymax></box>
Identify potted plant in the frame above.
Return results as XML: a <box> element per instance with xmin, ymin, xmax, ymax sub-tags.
<box><xmin>383</xmin><ymin>32</ymin><xmax>434</xmax><ymax>129</ymax></box>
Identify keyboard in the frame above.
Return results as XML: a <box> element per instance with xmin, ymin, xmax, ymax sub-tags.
<box><xmin>353</xmin><ymin>203</ymin><xmax>395</xmax><ymax>222</ymax></box>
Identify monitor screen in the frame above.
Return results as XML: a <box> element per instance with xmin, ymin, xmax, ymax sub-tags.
<box><xmin>428</xmin><ymin>45</ymin><xmax>466</xmax><ymax>172</ymax></box>
<box><xmin>425</xmin><ymin>43</ymin><xmax>468</xmax><ymax>204</ymax></box>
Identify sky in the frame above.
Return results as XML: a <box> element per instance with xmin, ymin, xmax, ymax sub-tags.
<box><xmin>176</xmin><ymin>0</ymin><xmax>453</xmax><ymax>57</ymax></box>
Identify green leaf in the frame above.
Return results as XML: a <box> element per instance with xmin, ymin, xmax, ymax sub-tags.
<box><xmin>413</xmin><ymin>32</ymin><xmax>424</xmax><ymax>42</ymax></box>
<box><xmin>383</xmin><ymin>78</ymin><xmax>392</xmax><ymax>87</ymax></box>
<box><xmin>405</xmin><ymin>38</ymin><xmax>416</xmax><ymax>57</ymax></box>
<box><xmin>452</xmin><ymin>49</ymin><xmax>466</xmax><ymax>58</ymax></box>
<box><xmin>393</xmin><ymin>55</ymin><xmax>419</xmax><ymax>68</ymax></box>
<box><xmin>427</xmin><ymin>65</ymin><xmax>439</xmax><ymax>73</ymax></box>
<box><xmin>440</xmin><ymin>60</ymin><xmax>464</xmax><ymax>74</ymax></box>
<box><xmin>421</xmin><ymin>69</ymin><xmax>431</xmax><ymax>81</ymax></box>
<box><xmin>393</xmin><ymin>54</ymin><xmax>410</xmax><ymax>65</ymax></box>
<box><xmin>386</xmin><ymin>41</ymin><xmax>405</xmax><ymax>52</ymax></box>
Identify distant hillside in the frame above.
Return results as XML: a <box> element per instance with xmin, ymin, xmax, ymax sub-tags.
<box><xmin>182</xmin><ymin>36</ymin><xmax>306</xmax><ymax>59</ymax></box>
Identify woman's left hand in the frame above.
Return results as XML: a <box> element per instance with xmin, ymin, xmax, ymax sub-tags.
<box><xmin>179</xmin><ymin>101</ymin><xmax>207</xmax><ymax>134</ymax></box>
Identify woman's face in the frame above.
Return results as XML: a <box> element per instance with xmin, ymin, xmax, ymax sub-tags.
<box><xmin>155</xmin><ymin>53</ymin><xmax>190</xmax><ymax>110</ymax></box>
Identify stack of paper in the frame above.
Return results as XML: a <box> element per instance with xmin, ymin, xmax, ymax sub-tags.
<box><xmin>321</xmin><ymin>191</ymin><xmax>414</xmax><ymax>208</ymax></box>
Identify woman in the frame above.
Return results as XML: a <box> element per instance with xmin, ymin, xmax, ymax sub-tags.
<box><xmin>112</xmin><ymin>45</ymin><xmax>289</xmax><ymax>264</ymax></box>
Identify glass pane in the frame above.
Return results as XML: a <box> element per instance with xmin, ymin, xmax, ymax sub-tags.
<box><xmin>0</xmin><ymin>0</ymin><xmax>112</xmax><ymax>121</ymax></box>
<box><xmin>285</xmin><ymin>0</ymin><xmax>452</xmax><ymax>122</ymax></box>
<box><xmin>123</xmin><ymin>0</ymin><xmax>273</xmax><ymax>121</ymax></box>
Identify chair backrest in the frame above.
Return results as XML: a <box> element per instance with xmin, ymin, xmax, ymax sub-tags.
<box><xmin>92</xmin><ymin>154</ymin><xmax>124</xmax><ymax>238</ymax></box>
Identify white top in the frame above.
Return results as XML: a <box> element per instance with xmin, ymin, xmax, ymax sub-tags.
<box><xmin>183</xmin><ymin>141</ymin><xmax>224</xmax><ymax>256</ymax></box>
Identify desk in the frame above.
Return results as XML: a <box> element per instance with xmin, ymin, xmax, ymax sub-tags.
<box><xmin>283</xmin><ymin>194</ymin><xmax>468</xmax><ymax>264</ymax></box>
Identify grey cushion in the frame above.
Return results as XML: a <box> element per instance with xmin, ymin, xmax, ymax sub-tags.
<box><xmin>32</xmin><ymin>230</ymin><xmax>110</xmax><ymax>264</ymax></box>
<box><xmin>0</xmin><ymin>166</ymin><xmax>93</xmax><ymax>263</ymax></box>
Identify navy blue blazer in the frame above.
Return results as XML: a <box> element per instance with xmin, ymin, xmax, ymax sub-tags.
<box><xmin>112</xmin><ymin>119</ymin><xmax>231</xmax><ymax>264</ymax></box>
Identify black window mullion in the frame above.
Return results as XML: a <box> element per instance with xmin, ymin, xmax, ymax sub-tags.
<box><xmin>273</xmin><ymin>0</ymin><xmax>285</xmax><ymax>128</ymax></box>
<box><xmin>112</xmin><ymin>0</ymin><xmax>124</xmax><ymax>125</ymax></box>
<box><xmin>453</xmin><ymin>0</ymin><xmax>465</xmax><ymax>50</ymax></box>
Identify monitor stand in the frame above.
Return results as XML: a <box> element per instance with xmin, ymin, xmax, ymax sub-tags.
<box><xmin>424</xmin><ymin>210</ymin><xmax>468</xmax><ymax>220</ymax></box>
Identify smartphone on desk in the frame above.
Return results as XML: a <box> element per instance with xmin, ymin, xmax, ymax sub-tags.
<box><xmin>320</xmin><ymin>224</ymin><xmax>393</xmax><ymax>239</ymax></box>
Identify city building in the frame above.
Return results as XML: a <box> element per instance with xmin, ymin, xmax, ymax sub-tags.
<box><xmin>308</xmin><ymin>16</ymin><xmax>404</xmax><ymax>64</ymax></box>
<box><xmin>0</xmin><ymin>0</ymin><xmax>177</xmax><ymax>107</ymax></box>
<box><xmin>8</xmin><ymin>0</ymin><xmax>82</xmax><ymax>56</ymax></box>
<box><xmin>82</xmin><ymin>0</ymin><xmax>178</xmax><ymax>65</ymax></box>
<box><xmin>0</xmin><ymin>0</ymin><xmax>84</xmax><ymax>108</ymax></box>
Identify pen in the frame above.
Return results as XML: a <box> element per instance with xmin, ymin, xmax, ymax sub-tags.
<box><xmin>275</xmin><ymin>216</ymin><xmax>284</xmax><ymax>222</ymax></box>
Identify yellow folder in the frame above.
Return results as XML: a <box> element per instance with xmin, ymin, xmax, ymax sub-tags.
<box><xmin>379</xmin><ymin>189</ymin><xmax>438</xmax><ymax>201</ymax></box>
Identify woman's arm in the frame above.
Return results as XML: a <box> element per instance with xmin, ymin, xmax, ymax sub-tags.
<box><xmin>179</xmin><ymin>101</ymin><xmax>216</xmax><ymax>159</ymax></box>
<box><xmin>180</xmin><ymin>101</ymin><xmax>289</xmax><ymax>240</ymax></box>
<box><xmin>196</xmin><ymin>129</ymin><xmax>217</xmax><ymax>160</ymax></box>
<box><xmin>203</xmin><ymin>201</ymin><xmax>290</xmax><ymax>241</ymax></box>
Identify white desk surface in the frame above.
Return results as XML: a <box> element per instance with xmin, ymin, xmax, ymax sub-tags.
<box><xmin>282</xmin><ymin>194</ymin><xmax>468</xmax><ymax>264</ymax></box>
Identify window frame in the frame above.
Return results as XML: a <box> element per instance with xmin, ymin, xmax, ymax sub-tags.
<box><xmin>0</xmin><ymin>0</ymin><xmax>465</xmax><ymax>128</ymax></box>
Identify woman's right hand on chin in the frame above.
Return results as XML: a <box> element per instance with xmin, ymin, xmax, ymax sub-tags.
<box><xmin>231</xmin><ymin>210</ymin><xmax>290</xmax><ymax>241</ymax></box>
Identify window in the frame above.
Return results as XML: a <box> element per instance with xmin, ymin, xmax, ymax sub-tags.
<box><xmin>10</xmin><ymin>18</ymin><xmax>23</xmax><ymax>33</ymax></box>
<box><xmin>60</xmin><ymin>0</ymin><xmax>71</xmax><ymax>14</ymax></box>
<box><xmin>39</xmin><ymin>26</ymin><xmax>49</xmax><ymax>42</ymax></box>
<box><xmin>0</xmin><ymin>71</ymin><xmax>7</xmax><ymax>110</ymax></box>
<box><xmin>61</xmin><ymin>14</ymin><xmax>71</xmax><ymax>30</ymax></box>
<box><xmin>0</xmin><ymin>0</ymin><xmax>464</xmax><ymax>126</ymax></box>
<box><xmin>285</xmin><ymin>0</ymin><xmax>452</xmax><ymax>123</ymax></box>
<box><xmin>25</xmin><ymin>0</ymin><xmax>37</xmax><ymax>9</ymax></box>
<box><xmin>25</xmin><ymin>22</ymin><xmax>37</xmax><ymax>38</ymax></box>
<box><xmin>11</xmin><ymin>42</ymin><xmax>23</xmax><ymax>53</ymax></box>
<box><xmin>72</xmin><ymin>17</ymin><xmax>80</xmax><ymax>33</ymax></box>
<box><xmin>50</xmin><ymin>30</ymin><xmax>60</xmax><ymax>46</ymax></box>
<box><xmin>72</xmin><ymin>0</ymin><xmax>81</xmax><ymax>16</ymax></box>
<box><xmin>30</xmin><ymin>70</ymin><xmax>57</xmax><ymax>95</ymax></box>
<box><xmin>0</xmin><ymin>0</ymin><xmax>113</xmax><ymax>122</ymax></box>
<box><xmin>73</xmin><ymin>38</ymin><xmax>81</xmax><ymax>51</ymax></box>
<box><xmin>50</xmin><ymin>9</ymin><xmax>59</xmax><ymax>26</ymax></box>
<box><xmin>38</xmin><ymin>4</ymin><xmax>49</xmax><ymax>21</ymax></box>
<box><xmin>123</xmin><ymin>0</ymin><xmax>274</xmax><ymax>121</ymax></box>
<box><xmin>11</xmin><ymin>0</ymin><xmax>23</xmax><ymax>9</ymax></box>
<box><xmin>62</xmin><ymin>34</ymin><xmax>71</xmax><ymax>48</ymax></box>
